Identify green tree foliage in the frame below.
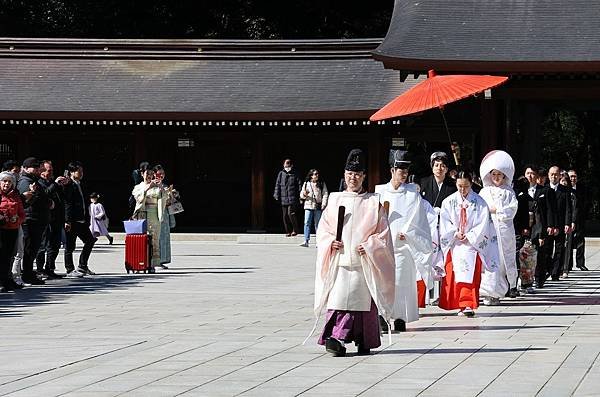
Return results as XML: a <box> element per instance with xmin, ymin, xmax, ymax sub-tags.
<box><xmin>0</xmin><ymin>0</ymin><xmax>394</xmax><ymax>39</ymax></box>
<box><xmin>542</xmin><ymin>108</ymin><xmax>600</xmax><ymax>218</ymax></box>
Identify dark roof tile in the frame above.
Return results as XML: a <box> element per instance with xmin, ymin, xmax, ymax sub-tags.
<box><xmin>374</xmin><ymin>0</ymin><xmax>600</xmax><ymax>73</ymax></box>
<box><xmin>0</xmin><ymin>38</ymin><xmax>423</xmax><ymax>118</ymax></box>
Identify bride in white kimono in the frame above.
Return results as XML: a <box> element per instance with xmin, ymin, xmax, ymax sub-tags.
<box><xmin>375</xmin><ymin>150</ymin><xmax>432</xmax><ymax>331</ymax></box>
<box><xmin>439</xmin><ymin>171</ymin><xmax>500</xmax><ymax>317</ymax></box>
<box><xmin>478</xmin><ymin>150</ymin><xmax>519</xmax><ymax>304</ymax></box>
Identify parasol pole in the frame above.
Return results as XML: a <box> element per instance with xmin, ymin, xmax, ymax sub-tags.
<box><xmin>439</xmin><ymin>108</ymin><xmax>460</xmax><ymax>166</ymax></box>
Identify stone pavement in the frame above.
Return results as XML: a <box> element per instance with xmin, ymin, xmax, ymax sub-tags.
<box><xmin>1</xmin><ymin>239</ymin><xmax>600</xmax><ymax>396</ymax></box>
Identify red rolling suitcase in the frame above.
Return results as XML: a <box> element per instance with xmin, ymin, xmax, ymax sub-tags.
<box><xmin>125</xmin><ymin>234</ymin><xmax>152</xmax><ymax>273</ymax></box>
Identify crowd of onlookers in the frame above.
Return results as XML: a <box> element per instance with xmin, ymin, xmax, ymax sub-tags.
<box><xmin>0</xmin><ymin>157</ymin><xmax>96</xmax><ymax>293</ymax></box>
<box><xmin>0</xmin><ymin>158</ymin><xmax>177</xmax><ymax>293</ymax></box>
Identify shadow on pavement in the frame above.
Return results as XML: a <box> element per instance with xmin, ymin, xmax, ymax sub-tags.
<box><xmin>0</xmin><ymin>273</ymin><xmax>175</xmax><ymax>317</ymax></box>
<box><xmin>173</xmin><ymin>254</ymin><xmax>239</xmax><ymax>257</ymax></box>
<box><xmin>410</xmin><ymin>325</ymin><xmax>568</xmax><ymax>332</ymax></box>
<box><xmin>377</xmin><ymin>346</ymin><xmax>548</xmax><ymax>355</ymax></box>
<box><xmin>478</xmin><ymin>312</ymin><xmax>597</xmax><ymax>317</ymax></box>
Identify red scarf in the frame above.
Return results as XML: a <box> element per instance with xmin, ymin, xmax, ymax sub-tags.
<box><xmin>459</xmin><ymin>198</ymin><xmax>468</xmax><ymax>235</ymax></box>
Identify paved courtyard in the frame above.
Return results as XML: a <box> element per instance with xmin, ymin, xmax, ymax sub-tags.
<box><xmin>1</xmin><ymin>238</ymin><xmax>600</xmax><ymax>396</ymax></box>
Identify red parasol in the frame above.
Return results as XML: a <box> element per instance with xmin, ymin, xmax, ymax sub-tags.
<box><xmin>370</xmin><ymin>70</ymin><xmax>509</xmax><ymax>165</ymax></box>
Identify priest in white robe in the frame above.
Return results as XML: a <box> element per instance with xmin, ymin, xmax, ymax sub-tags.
<box><xmin>375</xmin><ymin>150</ymin><xmax>432</xmax><ymax>331</ymax></box>
<box><xmin>439</xmin><ymin>171</ymin><xmax>500</xmax><ymax>317</ymax></box>
<box><xmin>311</xmin><ymin>149</ymin><xmax>396</xmax><ymax>357</ymax></box>
<box><xmin>479</xmin><ymin>150</ymin><xmax>519</xmax><ymax>304</ymax></box>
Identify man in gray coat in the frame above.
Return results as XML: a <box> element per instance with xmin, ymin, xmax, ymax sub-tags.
<box><xmin>273</xmin><ymin>158</ymin><xmax>301</xmax><ymax>236</ymax></box>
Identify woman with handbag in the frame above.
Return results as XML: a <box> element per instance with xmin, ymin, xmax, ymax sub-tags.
<box><xmin>299</xmin><ymin>169</ymin><xmax>328</xmax><ymax>247</ymax></box>
<box><xmin>153</xmin><ymin>165</ymin><xmax>175</xmax><ymax>269</ymax></box>
<box><xmin>89</xmin><ymin>192</ymin><xmax>113</xmax><ymax>244</ymax></box>
<box><xmin>132</xmin><ymin>168</ymin><xmax>166</xmax><ymax>271</ymax></box>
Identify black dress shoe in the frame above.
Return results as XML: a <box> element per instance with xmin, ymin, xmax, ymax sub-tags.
<box><xmin>357</xmin><ymin>345</ymin><xmax>371</xmax><ymax>356</ymax></box>
<box><xmin>22</xmin><ymin>275</ymin><xmax>45</xmax><ymax>285</ymax></box>
<box><xmin>379</xmin><ymin>315</ymin><xmax>389</xmax><ymax>333</ymax></box>
<box><xmin>577</xmin><ymin>265</ymin><xmax>589</xmax><ymax>271</ymax></box>
<box><xmin>551</xmin><ymin>277</ymin><xmax>560</xmax><ymax>281</ymax></box>
<box><xmin>44</xmin><ymin>270</ymin><xmax>64</xmax><ymax>279</ymax></box>
<box><xmin>394</xmin><ymin>319</ymin><xmax>406</xmax><ymax>332</ymax></box>
<box><xmin>325</xmin><ymin>337</ymin><xmax>346</xmax><ymax>357</ymax></box>
<box><xmin>7</xmin><ymin>279</ymin><xmax>23</xmax><ymax>290</ymax></box>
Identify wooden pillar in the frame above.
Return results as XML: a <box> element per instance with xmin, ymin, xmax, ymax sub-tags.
<box><xmin>480</xmin><ymin>98</ymin><xmax>499</xmax><ymax>154</ymax></box>
<box><xmin>134</xmin><ymin>129</ymin><xmax>146</xmax><ymax>166</ymax></box>
<box><xmin>16</xmin><ymin>128</ymin><xmax>32</xmax><ymax>160</ymax></box>
<box><xmin>368</xmin><ymin>127</ymin><xmax>382</xmax><ymax>191</ymax></box>
<box><xmin>249</xmin><ymin>133</ymin><xmax>266</xmax><ymax>232</ymax></box>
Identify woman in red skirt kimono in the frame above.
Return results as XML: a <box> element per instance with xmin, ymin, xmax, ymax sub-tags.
<box><xmin>438</xmin><ymin>171</ymin><xmax>500</xmax><ymax>317</ymax></box>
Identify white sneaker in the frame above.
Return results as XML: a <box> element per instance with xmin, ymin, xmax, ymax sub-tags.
<box><xmin>483</xmin><ymin>297</ymin><xmax>492</xmax><ymax>306</ymax></box>
<box><xmin>66</xmin><ymin>270</ymin><xmax>84</xmax><ymax>278</ymax></box>
<box><xmin>78</xmin><ymin>267</ymin><xmax>95</xmax><ymax>276</ymax></box>
<box><xmin>457</xmin><ymin>311</ymin><xmax>465</xmax><ymax>316</ymax></box>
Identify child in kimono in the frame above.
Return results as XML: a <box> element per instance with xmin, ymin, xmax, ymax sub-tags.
<box><xmin>89</xmin><ymin>193</ymin><xmax>113</xmax><ymax>244</ymax></box>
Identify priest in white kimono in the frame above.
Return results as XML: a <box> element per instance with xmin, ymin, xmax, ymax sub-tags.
<box><xmin>479</xmin><ymin>150</ymin><xmax>519</xmax><ymax>304</ymax></box>
<box><xmin>375</xmin><ymin>150</ymin><xmax>433</xmax><ymax>332</ymax></box>
<box><xmin>312</xmin><ymin>149</ymin><xmax>396</xmax><ymax>357</ymax></box>
<box><xmin>439</xmin><ymin>171</ymin><xmax>500</xmax><ymax>317</ymax></box>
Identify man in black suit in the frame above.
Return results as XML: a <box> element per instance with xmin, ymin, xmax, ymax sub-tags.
<box><xmin>547</xmin><ymin>166</ymin><xmax>573</xmax><ymax>280</ymax></box>
<box><xmin>419</xmin><ymin>151</ymin><xmax>457</xmax><ymax>208</ymax></box>
<box><xmin>36</xmin><ymin>160</ymin><xmax>68</xmax><ymax>279</ymax></box>
<box><xmin>63</xmin><ymin>161</ymin><xmax>97</xmax><ymax>277</ymax></box>
<box><xmin>419</xmin><ymin>151</ymin><xmax>457</xmax><ymax>305</ymax></box>
<box><xmin>568</xmin><ymin>169</ymin><xmax>588</xmax><ymax>271</ymax></box>
<box><xmin>522</xmin><ymin>166</ymin><xmax>556</xmax><ymax>289</ymax></box>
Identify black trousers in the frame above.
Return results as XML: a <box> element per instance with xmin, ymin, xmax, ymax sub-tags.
<box><xmin>535</xmin><ymin>238</ymin><xmax>550</xmax><ymax>286</ymax></box>
<box><xmin>550</xmin><ymin>233</ymin><xmax>566</xmax><ymax>279</ymax></box>
<box><xmin>281</xmin><ymin>205</ymin><xmax>300</xmax><ymax>235</ymax></box>
<box><xmin>22</xmin><ymin>220</ymin><xmax>48</xmax><ymax>277</ymax></box>
<box><xmin>0</xmin><ymin>229</ymin><xmax>18</xmax><ymax>288</ymax></box>
<box><xmin>569</xmin><ymin>229</ymin><xmax>586</xmax><ymax>269</ymax></box>
<box><xmin>36</xmin><ymin>221</ymin><xmax>63</xmax><ymax>272</ymax></box>
<box><xmin>64</xmin><ymin>222</ymin><xmax>96</xmax><ymax>272</ymax></box>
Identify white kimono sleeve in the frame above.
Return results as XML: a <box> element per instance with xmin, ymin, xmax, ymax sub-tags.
<box><xmin>439</xmin><ymin>197</ymin><xmax>458</xmax><ymax>256</ymax></box>
<box><xmin>403</xmin><ymin>200</ymin><xmax>433</xmax><ymax>287</ymax></box>
<box><xmin>495</xmin><ymin>189</ymin><xmax>518</xmax><ymax>223</ymax></box>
